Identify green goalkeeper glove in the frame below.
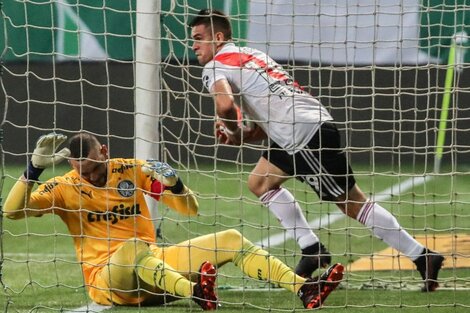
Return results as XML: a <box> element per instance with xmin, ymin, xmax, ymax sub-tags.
<box><xmin>24</xmin><ymin>133</ymin><xmax>71</xmax><ymax>181</ymax></box>
<box><xmin>142</xmin><ymin>160</ymin><xmax>184</xmax><ymax>194</ymax></box>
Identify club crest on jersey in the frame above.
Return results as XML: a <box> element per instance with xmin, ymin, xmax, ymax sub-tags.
<box><xmin>117</xmin><ymin>180</ymin><xmax>135</xmax><ymax>197</ymax></box>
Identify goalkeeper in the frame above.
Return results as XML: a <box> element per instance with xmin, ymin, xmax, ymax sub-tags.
<box><xmin>4</xmin><ymin>132</ymin><xmax>344</xmax><ymax>310</ymax></box>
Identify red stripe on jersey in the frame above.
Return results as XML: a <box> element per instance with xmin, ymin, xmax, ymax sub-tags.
<box><xmin>260</xmin><ymin>187</ymin><xmax>282</xmax><ymax>204</ymax></box>
<box><xmin>214</xmin><ymin>52</ymin><xmax>291</xmax><ymax>82</ymax></box>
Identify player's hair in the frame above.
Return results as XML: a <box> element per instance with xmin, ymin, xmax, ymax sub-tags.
<box><xmin>69</xmin><ymin>133</ymin><xmax>101</xmax><ymax>159</ymax></box>
<box><xmin>189</xmin><ymin>9</ymin><xmax>232</xmax><ymax>40</ymax></box>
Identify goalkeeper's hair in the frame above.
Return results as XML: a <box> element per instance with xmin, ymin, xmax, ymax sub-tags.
<box><xmin>68</xmin><ymin>133</ymin><xmax>101</xmax><ymax>159</ymax></box>
<box><xmin>189</xmin><ymin>9</ymin><xmax>232</xmax><ymax>40</ymax></box>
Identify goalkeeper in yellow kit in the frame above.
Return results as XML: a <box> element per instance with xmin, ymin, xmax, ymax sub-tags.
<box><xmin>4</xmin><ymin>133</ymin><xmax>343</xmax><ymax>310</ymax></box>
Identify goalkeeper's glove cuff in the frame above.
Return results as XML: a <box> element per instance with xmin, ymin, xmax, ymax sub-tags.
<box><xmin>168</xmin><ymin>177</ymin><xmax>184</xmax><ymax>194</ymax></box>
<box><xmin>24</xmin><ymin>161</ymin><xmax>44</xmax><ymax>182</ymax></box>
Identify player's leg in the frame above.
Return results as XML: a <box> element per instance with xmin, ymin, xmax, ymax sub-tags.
<box><xmin>90</xmin><ymin>238</ymin><xmax>163</xmax><ymax>305</ymax></box>
<box><xmin>337</xmin><ymin>184</ymin><xmax>424</xmax><ymax>260</ymax></box>
<box><xmin>255</xmin><ymin>141</ymin><xmax>334</xmax><ymax>277</ymax></box>
<box><xmin>135</xmin><ymin>246</ymin><xmax>218</xmax><ymax>309</ymax></box>
<box><xmin>159</xmin><ymin>229</ymin><xmax>299</xmax><ymax>291</ymax></box>
<box><xmin>161</xmin><ymin>229</ymin><xmax>344</xmax><ymax>308</ymax></box>
<box><xmin>301</xmin><ymin>122</ymin><xmax>423</xmax><ymax>258</ymax></box>
<box><xmin>340</xmin><ymin>185</ymin><xmax>444</xmax><ymax>292</ymax></box>
<box><xmin>93</xmin><ymin>238</ymin><xmax>214</xmax><ymax>309</ymax></box>
<box><xmin>309</xmin><ymin>122</ymin><xmax>444</xmax><ymax>291</ymax></box>
<box><xmin>310</xmin><ymin>123</ymin><xmax>425</xmax><ymax>261</ymax></box>
<box><xmin>247</xmin><ymin>154</ymin><xmax>328</xmax><ymax>277</ymax></box>
<box><xmin>161</xmin><ymin>229</ymin><xmax>313</xmax><ymax>294</ymax></box>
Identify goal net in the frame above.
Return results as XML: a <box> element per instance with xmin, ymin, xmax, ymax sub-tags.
<box><xmin>1</xmin><ymin>0</ymin><xmax>470</xmax><ymax>312</ymax></box>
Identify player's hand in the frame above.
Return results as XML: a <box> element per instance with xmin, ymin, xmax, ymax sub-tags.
<box><xmin>142</xmin><ymin>160</ymin><xmax>179</xmax><ymax>187</ymax></box>
<box><xmin>216</xmin><ymin>118</ymin><xmax>246</xmax><ymax>145</ymax></box>
<box><xmin>216</xmin><ymin>120</ymin><xmax>263</xmax><ymax>145</ymax></box>
<box><xmin>215</xmin><ymin>120</ymin><xmax>235</xmax><ymax>145</ymax></box>
<box><xmin>31</xmin><ymin>133</ymin><xmax>71</xmax><ymax>169</ymax></box>
<box><xmin>142</xmin><ymin>161</ymin><xmax>185</xmax><ymax>194</ymax></box>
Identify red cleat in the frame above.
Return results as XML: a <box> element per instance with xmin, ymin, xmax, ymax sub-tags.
<box><xmin>298</xmin><ymin>263</ymin><xmax>344</xmax><ymax>309</ymax></box>
<box><xmin>193</xmin><ymin>261</ymin><xmax>218</xmax><ymax>310</ymax></box>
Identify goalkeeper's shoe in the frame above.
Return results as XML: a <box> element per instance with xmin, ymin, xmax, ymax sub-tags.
<box><xmin>298</xmin><ymin>263</ymin><xmax>344</xmax><ymax>309</ymax></box>
<box><xmin>295</xmin><ymin>242</ymin><xmax>332</xmax><ymax>278</ymax></box>
<box><xmin>413</xmin><ymin>249</ymin><xmax>445</xmax><ymax>292</ymax></box>
<box><xmin>193</xmin><ymin>261</ymin><xmax>218</xmax><ymax>310</ymax></box>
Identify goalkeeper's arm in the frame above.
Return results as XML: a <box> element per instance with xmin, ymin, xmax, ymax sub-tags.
<box><xmin>160</xmin><ymin>186</ymin><xmax>199</xmax><ymax>216</ymax></box>
<box><xmin>142</xmin><ymin>161</ymin><xmax>199</xmax><ymax>216</ymax></box>
<box><xmin>4</xmin><ymin>133</ymin><xmax>70</xmax><ymax>219</ymax></box>
<box><xmin>3</xmin><ymin>176</ymin><xmax>40</xmax><ymax>219</ymax></box>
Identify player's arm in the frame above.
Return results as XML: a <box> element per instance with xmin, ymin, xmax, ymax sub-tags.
<box><xmin>244</xmin><ymin>123</ymin><xmax>267</xmax><ymax>142</ymax></box>
<box><xmin>212</xmin><ymin>79</ymin><xmax>267</xmax><ymax>144</ymax></box>
<box><xmin>142</xmin><ymin>161</ymin><xmax>199</xmax><ymax>216</ymax></box>
<box><xmin>213</xmin><ymin>79</ymin><xmax>239</xmax><ymax>135</ymax></box>
<box><xmin>4</xmin><ymin>133</ymin><xmax>70</xmax><ymax>220</ymax></box>
<box><xmin>4</xmin><ymin>176</ymin><xmax>40</xmax><ymax>219</ymax></box>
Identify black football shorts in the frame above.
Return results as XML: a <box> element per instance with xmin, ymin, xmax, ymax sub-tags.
<box><xmin>262</xmin><ymin>122</ymin><xmax>356</xmax><ymax>201</ymax></box>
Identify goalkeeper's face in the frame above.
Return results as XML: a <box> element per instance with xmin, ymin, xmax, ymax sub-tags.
<box><xmin>69</xmin><ymin>144</ymin><xmax>108</xmax><ymax>187</ymax></box>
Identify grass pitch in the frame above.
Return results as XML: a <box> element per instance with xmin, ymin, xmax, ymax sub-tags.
<box><xmin>1</xmin><ymin>163</ymin><xmax>470</xmax><ymax>312</ymax></box>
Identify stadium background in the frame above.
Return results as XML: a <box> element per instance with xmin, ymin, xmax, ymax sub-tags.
<box><xmin>2</xmin><ymin>0</ymin><xmax>470</xmax><ymax>168</ymax></box>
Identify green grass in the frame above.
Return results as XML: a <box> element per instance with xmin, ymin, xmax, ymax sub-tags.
<box><xmin>1</xmin><ymin>163</ymin><xmax>470</xmax><ymax>312</ymax></box>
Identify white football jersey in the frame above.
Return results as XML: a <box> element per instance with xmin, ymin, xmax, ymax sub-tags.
<box><xmin>203</xmin><ymin>43</ymin><xmax>333</xmax><ymax>154</ymax></box>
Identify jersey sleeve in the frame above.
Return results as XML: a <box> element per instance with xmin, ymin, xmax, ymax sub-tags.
<box><xmin>29</xmin><ymin>177</ymin><xmax>65</xmax><ymax>212</ymax></box>
<box><xmin>202</xmin><ymin>61</ymin><xmax>228</xmax><ymax>92</ymax></box>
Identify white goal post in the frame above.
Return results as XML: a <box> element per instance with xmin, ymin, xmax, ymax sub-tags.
<box><xmin>135</xmin><ymin>0</ymin><xmax>161</xmax><ymax>228</ymax></box>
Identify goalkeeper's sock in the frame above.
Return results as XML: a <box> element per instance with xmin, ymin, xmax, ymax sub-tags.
<box><xmin>357</xmin><ymin>201</ymin><xmax>424</xmax><ymax>260</ymax></box>
<box><xmin>260</xmin><ymin>187</ymin><xmax>319</xmax><ymax>249</ymax></box>
<box><xmin>136</xmin><ymin>255</ymin><xmax>193</xmax><ymax>297</ymax></box>
<box><xmin>233</xmin><ymin>243</ymin><xmax>306</xmax><ymax>294</ymax></box>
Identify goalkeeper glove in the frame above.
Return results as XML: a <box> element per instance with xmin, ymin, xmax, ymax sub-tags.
<box><xmin>24</xmin><ymin>133</ymin><xmax>71</xmax><ymax>181</ymax></box>
<box><xmin>142</xmin><ymin>160</ymin><xmax>184</xmax><ymax>194</ymax></box>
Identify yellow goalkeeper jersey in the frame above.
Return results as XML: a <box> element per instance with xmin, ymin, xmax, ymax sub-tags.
<box><xmin>29</xmin><ymin>158</ymin><xmax>161</xmax><ymax>286</ymax></box>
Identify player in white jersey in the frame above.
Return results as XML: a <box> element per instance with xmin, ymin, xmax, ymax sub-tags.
<box><xmin>201</xmin><ymin>43</ymin><xmax>333</xmax><ymax>153</ymax></box>
<box><xmin>190</xmin><ymin>9</ymin><xmax>444</xmax><ymax>292</ymax></box>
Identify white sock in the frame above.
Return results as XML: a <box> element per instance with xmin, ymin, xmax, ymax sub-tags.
<box><xmin>260</xmin><ymin>187</ymin><xmax>319</xmax><ymax>249</ymax></box>
<box><xmin>357</xmin><ymin>201</ymin><xmax>424</xmax><ymax>260</ymax></box>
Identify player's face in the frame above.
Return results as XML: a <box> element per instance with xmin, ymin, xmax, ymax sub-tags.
<box><xmin>191</xmin><ymin>24</ymin><xmax>223</xmax><ymax>65</ymax></box>
<box><xmin>70</xmin><ymin>145</ymin><xmax>108</xmax><ymax>187</ymax></box>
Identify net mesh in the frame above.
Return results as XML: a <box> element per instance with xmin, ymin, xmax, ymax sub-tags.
<box><xmin>1</xmin><ymin>0</ymin><xmax>470</xmax><ymax>312</ymax></box>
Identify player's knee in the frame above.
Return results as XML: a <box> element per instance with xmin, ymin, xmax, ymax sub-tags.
<box><xmin>220</xmin><ymin>229</ymin><xmax>243</xmax><ymax>242</ymax></box>
<box><xmin>247</xmin><ymin>175</ymin><xmax>258</xmax><ymax>194</ymax></box>
<box><xmin>247</xmin><ymin>175</ymin><xmax>266</xmax><ymax>196</ymax></box>
<box><xmin>121</xmin><ymin>238</ymin><xmax>150</xmax><ymax>259</ymax></box>
<box><xmin>220</xmin><ymin>229</ymin><xmax>254</xmax><ymax>249</ymax></box>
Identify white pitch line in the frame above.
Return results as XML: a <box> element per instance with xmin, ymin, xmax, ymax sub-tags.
<box><xmin>65</xmin><ymin>303</ymin><xmax>111</xmax><ymax>313</ymax></box>
<box><xmin>255</xmin><ymin>175</ymin><xmax>430</xmax><ymax>247</ymax></box>
<box><xmin>4</xmin><ymin>252</ymin><xmax>75</xmax><ymax>259</ymax></box>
